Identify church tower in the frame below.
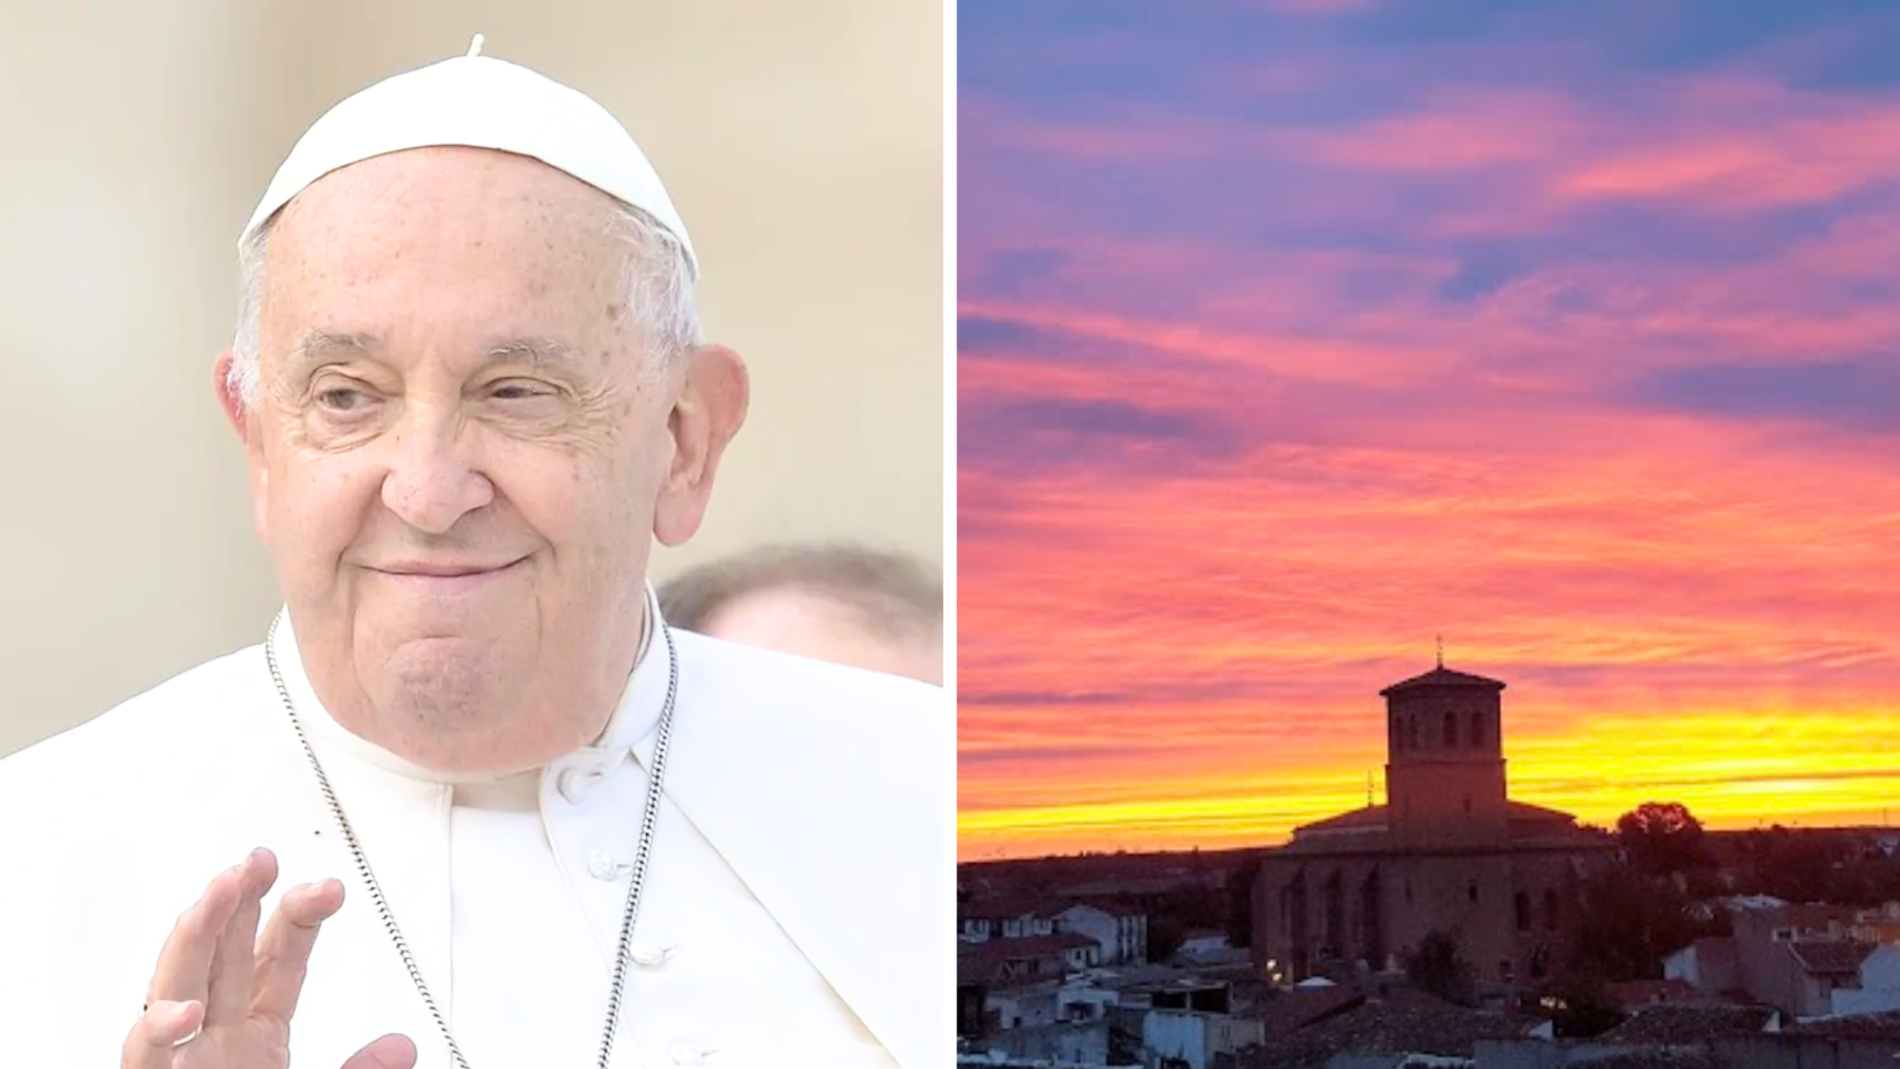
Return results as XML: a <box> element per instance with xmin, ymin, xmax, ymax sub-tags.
<box><xmin>1382</xmin><ymin>653</ymin><xmax>1509</xmax><ymax>848</ymax></box>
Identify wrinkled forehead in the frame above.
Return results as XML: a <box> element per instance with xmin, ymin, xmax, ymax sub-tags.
<box><xmin>272</xmin><ymin>145</ymin><xmax>624</xmax><ymax>257</ymax></box>
<box><xmin>259</xmin><ymin>147</ymin><xmax>631</xmax><ymax>335</ymax></box>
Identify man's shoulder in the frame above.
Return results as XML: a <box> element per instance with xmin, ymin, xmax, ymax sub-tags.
<box><xmin>671</xmin><ymin>628</ymin><xmax>943</xmax><ymax>720</ymax></box>
<box><xmin>0</xmin><ymin>643</ymin><xmax>266</xmax><ymax>791</ymax></box>
<box><xmin>665</xmin><ymin>630</ymin><xmax>945</xmax><ymax>790</ymax></box>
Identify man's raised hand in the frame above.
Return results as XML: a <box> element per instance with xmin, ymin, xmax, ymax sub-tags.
<box><xmin>120</xmin><ymin>847</ymin><xmax>415</xmax><ymax>1069</ymax></box>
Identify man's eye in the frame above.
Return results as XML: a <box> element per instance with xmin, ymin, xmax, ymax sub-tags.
<box><xmin>490</xmin><ymin>381</ymin><xmax>553</xmax><ymax>401</ymax></box>
<box><xmin>317</xmin><ymin>388</ymin><xmax>374</xmax><ymax>411</ymax></box>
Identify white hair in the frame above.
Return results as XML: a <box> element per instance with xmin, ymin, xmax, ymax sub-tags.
<box><xmin>227</xmin><ymin>199</ymin><xmax>702</xmax><ymax>407</ymax></box>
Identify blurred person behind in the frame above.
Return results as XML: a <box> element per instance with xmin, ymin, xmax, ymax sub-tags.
<box><xmin>660</xmin><ymin>544</ymin><xmax>943</xmax><ymax>686</ymax></box>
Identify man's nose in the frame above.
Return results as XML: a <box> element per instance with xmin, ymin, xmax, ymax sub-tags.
<box><xmin>379</xmin><ymin>406</ymin><xmax>494</xmax><ymax>534</ymax></box>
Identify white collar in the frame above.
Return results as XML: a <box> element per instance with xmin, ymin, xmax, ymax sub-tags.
<box><xmin>270</xmin><ymin>585</ymin><xmax>667</xmax><ymax>789</ymax></box>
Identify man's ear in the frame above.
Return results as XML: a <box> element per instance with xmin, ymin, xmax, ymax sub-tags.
<box><xmin>214</xmin><ymin>351</ymin><xmax>271</xmax><ymax>541</ymax></box>
<box><xmin>214</xmin><ymin>350</ymin><xmax>247</xmax><ymax>435</ymax></box>
<box><xmin>654</xmin><ymin>345</ymin><xmax>749</xmax><ymax>547</ymax></box>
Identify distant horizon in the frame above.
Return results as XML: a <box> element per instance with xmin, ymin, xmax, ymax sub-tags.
<box><xmin>959</xmin><ymin>0</ymin><xmax>1900</xmax><ymax>867</ymax></box>
<box><xmin>959</xmin><ymin>802</ymin><xmax>1900</xmax><ymax>865</ymax></box>
<box><xmin>960</xmin><ymin>655</ymin><xmax>1900</xmax><ymax>860</ymax></box>
<box><xmin>960</xmin><ymin>654</ymin><xmax>1900</xmax><ymax>861</ymax></box>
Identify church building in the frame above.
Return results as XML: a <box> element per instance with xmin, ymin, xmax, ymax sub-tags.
<box><xmin>1251</xmin><ymin>661</ymin><xmax>1614</xmax><ymax>995</ymax></box>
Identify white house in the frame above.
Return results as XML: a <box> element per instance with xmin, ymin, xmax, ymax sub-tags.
<box><xmin>1055</xmin><ymin>976</ymin><xmax>1121</xmax><ymax>1023</ymax></box>
<box><xmin>1830</xmin><ymin>943</ymin><xmax>1900</xmax><ymax>1017</ymax></box>
<box><xmin>1141</xmin><ymin>1009</ymin><xmax>1265</xmax><ymax>1069</ymax></box>
<box><xmin>1054</xmin><ymin>902</ymin><xmax>1149</xmax><ymax>964</ymax></box>
<box><xmin>960</xmin><ymin>933</ymin><xmax>1103</xmax><ymax>1034</ymax></box>
<box><xmin>986</xmin><ymin>982</ymin><xmax>1061</xmax><ymax>1032</ymax></box>
<box><xmin>960</xmin><ymin>899</ymin><xmax>1063</xmax><ymax>944</ymax></box>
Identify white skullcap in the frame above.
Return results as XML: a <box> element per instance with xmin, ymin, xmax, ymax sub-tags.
<box><xmin>240</xmin><ymin>33</ymin><xmax>695</xmax><ymax>271</ymax></box>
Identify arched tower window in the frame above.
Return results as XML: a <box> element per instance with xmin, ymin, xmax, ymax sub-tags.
<box><xmin>1407</xmin><ymin>716</ymin><xmax>1419</xmax><ymax>750</ymax></box>
<box><xmin>1514</xmin><ymin>891</ymin><xmax>1531</xmax><ymax>932</ymax></box>
<box><xmin>1444</xmin><ymin>711</ymin><xmax>1457</xmax><ymax>748</ymax></box>
<box><xmin>1470</xmin><ymin>709</ymin><xmax>1484</xmax><ymax>748</ymax></box>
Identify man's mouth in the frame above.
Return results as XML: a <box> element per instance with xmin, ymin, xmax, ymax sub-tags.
<box><xmin>369</xmin><ymin>557</ymin><xmax>528</xmax><ymax>589</ymax></box>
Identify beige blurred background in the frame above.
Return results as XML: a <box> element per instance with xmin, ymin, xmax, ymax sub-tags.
<box><xmin>0</xmin><ymin>0</ymin><xmax>943</xmax><ymax>757</ymax></box>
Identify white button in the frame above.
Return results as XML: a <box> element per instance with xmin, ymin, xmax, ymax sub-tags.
<box><xmin>557</xmin><ymin>765</ymin><xmax>607</xmax><ymax>804</ymax></box>
<box><xmin>669</xmin><ymin>1041</ymin><xmax>714</xmax><ymax>1066</ymax></box>
<box><xmin>587</xmin><ymin>850</ymin><xmax>622</xmax><ymax>881</ymax></box>
<box><xmin>631</xmin><ymin>938</ymin><xmax>679</xmax><ymax>967</ymax></box>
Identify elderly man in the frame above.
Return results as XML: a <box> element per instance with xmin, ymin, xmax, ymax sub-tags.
<box><xmin>659</xmin><ymin>544</ymin><xmax>943</xmax><ymax>686</ymax></box>
<box><xmin>0</xmin><ymin>41</ymin><xmax>943</xmax><ymax>1069</ymax></box>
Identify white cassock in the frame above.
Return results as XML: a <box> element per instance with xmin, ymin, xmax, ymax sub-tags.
<box><xmin>0</xmin><ymin>603</ymin><xmax>945</xmax><ymax>1069</ymax></box>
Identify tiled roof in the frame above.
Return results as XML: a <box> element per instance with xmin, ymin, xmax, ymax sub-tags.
<box><xmin>1246</xmin><ymin>985</ymin><xmax>1365</xmax><ymax>1035</ymax></box>
<box><xmin>985</xmin><ymin>932</ymin><xmax>1096</xmax><ymax>957</ymax></box>
<box><xmin>1785</xmin><ymin>940</ymin><xmax>1873</xmax><ymax>975</ymax></box>
<box><xmin>1297</xmin><ymin>805</ymin><xmax>1388</xmax><ymax>834</ymax></box>
<box><xmin>1241</xmin><ymin>988</ymin><xmax>1529</xmax><ymax>1068</ymax></box>
<box><xmin>1606</xmin><ymin>979</ymin><xmax>1717</xmax><ymax>1010</ymax></box>
<box><xmin>958</xmin><ymin>933</ymin><xmax>1096</xmax><ymax>988</ymax></box>
<box><xmin>1042</xmin><ymin>932</ymin><xmax>1098</xmax><ymax>952</ymax></box>
<box><xmin>1379</xmin><ymin>665</ymin><xmax>1507</xmax><ymax>696</ymax></box>
<box><xmin>1599</xmin><ymin>1005</ymin><xmax>1777</xmax><ymax>1044</ymax></box>
<box><xmin>1284</xmin><ymin>799</ymin><xmax>1607</xmax><ymax>853</ymax></box>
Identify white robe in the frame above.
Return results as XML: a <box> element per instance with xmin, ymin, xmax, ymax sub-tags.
<box><xmin>0</xmin><ymin>606</ymin><xmax>947</xmax><ymax>1069</ymax></box>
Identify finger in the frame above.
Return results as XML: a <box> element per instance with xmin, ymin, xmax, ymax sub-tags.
<box><xmin>252</xmin><ymin>877</ymin><xmax>346</xmax><ymax>1024</ymax></box>
<box><xmin>207</xmin><ymin>847</ymin><xmax>279</xmax><ymax>1023</ymax></box>
<box><xmin>145</xmin><ymin>864</ymin><xmax>244</xmax><ymax>1008</ymax></box>
<box><xmin>119</xmin><ymin>1000</ymin><xmax>203</xmax><ymax>1069</ymax></box>
<box><xmin>340</xmin><ymin>1033</ymin><xmax>418</xmax><ymax>1069</ymax></box>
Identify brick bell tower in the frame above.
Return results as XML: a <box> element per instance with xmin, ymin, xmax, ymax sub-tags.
<box><xmin>1382</xmin><ymin>644</ymin><xmax>1510</xmax><ymax>848</ymax></box>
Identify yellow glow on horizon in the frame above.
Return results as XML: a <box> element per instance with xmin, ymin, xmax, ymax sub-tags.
<box><xmin>958</xmin><ymin>706</ymin><xmax>1900</xmax><ymax>861</ymax></box>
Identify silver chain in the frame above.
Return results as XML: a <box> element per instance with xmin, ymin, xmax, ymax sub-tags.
<box><xmin>266</xmin><ymin>610</ymin><xmax>680</xmax><ymax>1069</ymax></box>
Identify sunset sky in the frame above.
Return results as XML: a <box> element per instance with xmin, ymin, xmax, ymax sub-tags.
<box><xmin>957</xmin><ymin>0</ymin><xmax>1900</xmax><ymax>861</ymax></box>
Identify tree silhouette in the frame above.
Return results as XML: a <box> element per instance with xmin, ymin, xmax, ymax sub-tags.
<box><xmin>1570</xmin><ymin>866</ymin><xmax>1705</xmax><ymax>981</ymax></box>
<box><xmin>1738</xmin><ymin>826</ymin><xmax>1855</xmax><ymax>903</ymax></box>
<box><xmin>1616</xmin><ymin>802</ymin><xmax>1712</xmax><ymax>877</ymax></box>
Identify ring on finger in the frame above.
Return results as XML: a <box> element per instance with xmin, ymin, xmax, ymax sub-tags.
<box><xmin>142</xmin><ymin>1002</ymin><xmax>203</xmax><ymax>1048</ymax></box>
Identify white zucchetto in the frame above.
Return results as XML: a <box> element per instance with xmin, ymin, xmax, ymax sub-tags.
<box><xmin>241</xmin><ymin>33</ymin><xmax>695</xmax><ymax>269</ymax></box>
